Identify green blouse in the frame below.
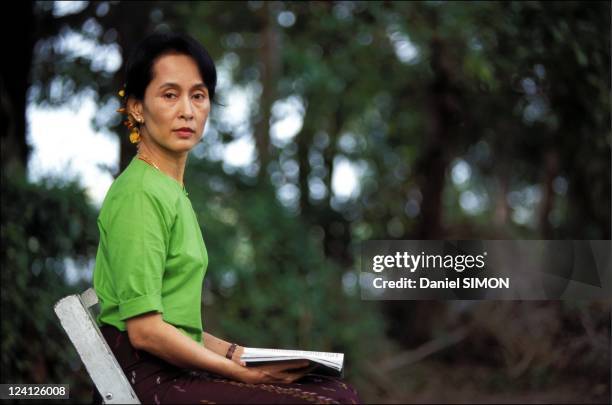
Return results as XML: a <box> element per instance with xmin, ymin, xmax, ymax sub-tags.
<box><xmin>93</xmin><ymin>156</ymin><xmax>208</xmax><ymax>344</ymax></box>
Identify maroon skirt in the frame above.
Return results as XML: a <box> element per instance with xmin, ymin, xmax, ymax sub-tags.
<box><xmin>92</xmin><ymin>325</ymin><xmax>362</xmax><ymax>404</ymax></box>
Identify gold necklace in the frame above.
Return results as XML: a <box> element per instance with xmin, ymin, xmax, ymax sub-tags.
<box><xmin>137</xmin><ymin>153</ymin><xmax>160</xmax><ymax>170</ymax></box>
<box><xmin>137</xmin><ymin>153</ymin><xmax>186</xmax><ymax>190</ymax></box>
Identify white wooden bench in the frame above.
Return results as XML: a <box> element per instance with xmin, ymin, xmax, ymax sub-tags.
<box><xmin>54</xmin><ymin>288</ymin><xmax>140</xmax><ymax>404</ymax></box>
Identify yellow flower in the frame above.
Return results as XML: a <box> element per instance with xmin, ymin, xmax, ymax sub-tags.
<box><xmin>118</xmin><ymin>89</ymin><xmax>125</xmax><ymax>97</ymax></box>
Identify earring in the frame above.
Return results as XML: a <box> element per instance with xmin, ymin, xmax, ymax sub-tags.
<box><xmin>129</xmin><ymin>126</ymin><xmax>140</xmax><ymax>144</ymax></box>
<box><xmin>130</xmin><ymin>117</ymin><xmax>144</xmax><ymax>144</ymax></box>
<box><xmin>117</xmin><ymin>85</ymin><xmax>144</xmax><ymax>144</ymax></box>
<box><xmin>125</xmin><ymin>114</ymin><xmax>141</xmax><ymax>144</ymax></box>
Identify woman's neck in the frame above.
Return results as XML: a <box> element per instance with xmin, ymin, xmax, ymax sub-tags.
<box><xmin>137</xmin><ymin>139</ymin><xmax>187</xmax><ymax>187</ymax></box>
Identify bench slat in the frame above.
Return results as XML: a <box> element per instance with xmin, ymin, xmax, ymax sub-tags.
<box><xmin>54</xmin><ymin>290</ymin><xmax>140</xmax><ymax>404</ymax></box>
<box><xmin>80</xmin><ymin>288</ymin><xmax>99</xmax><ymax>308</ymax></box>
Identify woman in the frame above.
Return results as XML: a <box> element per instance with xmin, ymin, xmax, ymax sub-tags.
<box><xmin>92</xmin><ymin>32</ymin><xmax>362</xmax><ymax>404</ymax></box>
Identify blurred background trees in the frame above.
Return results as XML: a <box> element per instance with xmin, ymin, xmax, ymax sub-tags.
<box><xmin>1</xmin><ymin>1</ymin><xmax>610</xmax><ymax>403</ymax></box>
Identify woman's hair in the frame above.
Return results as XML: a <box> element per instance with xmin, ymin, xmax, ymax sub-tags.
<box><xmin>123</xmin><ymin>31</ymin><xmax>217</xmax><ymax>104</ymax></box>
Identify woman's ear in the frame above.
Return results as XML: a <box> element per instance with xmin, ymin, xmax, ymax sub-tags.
<box><xmin>126</xmin><ymin>97</ymin><xmax>144</xmax><ymax>122</ymax></box>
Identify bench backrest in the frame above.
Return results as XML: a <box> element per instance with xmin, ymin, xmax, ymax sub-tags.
<box><xmin>54</xmin><ymin>288</ymin><xmax>140</xmax><ymax>404</ymax></box>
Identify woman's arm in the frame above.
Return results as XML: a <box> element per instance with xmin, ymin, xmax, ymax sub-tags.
<box><xmin>126</xmin><ymin>312</ymin><xmax>313</xmax><ymax>385</ymax></box>
<box><xmin>126</xmin><ymin>312</ymin><xmax>248</xmax><ymax>381</ymax></box>
<box><xmin>202</xmin><ymin>331</ymin><xmax>245</xmax><ymax>365</ymax></box>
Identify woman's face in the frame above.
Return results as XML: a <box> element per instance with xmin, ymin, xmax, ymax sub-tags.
<box><xmin>130</xmin><ymin>53</ymin><xmax>210</xmax><ymax>155</ymax></box>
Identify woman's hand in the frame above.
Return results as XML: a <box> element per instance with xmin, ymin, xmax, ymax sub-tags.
<box><xmin>237</xmin><ymin>360</ymin><xmax>317</xmax><ymax>384</ymax></box>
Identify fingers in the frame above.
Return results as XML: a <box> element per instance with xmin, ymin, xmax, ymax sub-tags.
<box><xmin>263</xmin><ymin>360</ymin><xmax>310</xmax><ymax>372</ymax></box>
<box><xmin>267</xmin><ymin>372</ymin><xmax>298</xmax><ymax>384</ymax></box>
<box><xmin>250</xmin><ymin>360</ymin><xmax>314</xmax><ymax>384</ymax></box>
<box><xmin>271</xmin><ymin>363</ymin><xmax>316</xmax><ymax>384</ymax></box>
<box><xmin>279</xmin><ymin>369</ymin><xmax>310</xmax><ymax>384</ymax></box>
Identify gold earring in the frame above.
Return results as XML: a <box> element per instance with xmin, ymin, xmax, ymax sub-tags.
<box><xmin>129</xmin><ymin>126</ymin><xmax>140</xmax><ymax>144</ymax></box>
<box><xmin>129</xmin><ymin>116</ymin><xmax>143</xmax><ymax>144</ymax></box>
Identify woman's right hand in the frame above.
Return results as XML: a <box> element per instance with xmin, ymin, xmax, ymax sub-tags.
<box><xmin>238</xmin><ymin>360</ymin><xmax>316</xmax><ymax>384</ymax></box>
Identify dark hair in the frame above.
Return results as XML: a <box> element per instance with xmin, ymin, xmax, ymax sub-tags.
<box><xmin>124</xmin><ymin>31</ymin><xmax>217</xmax><ymax>104</ymax></box>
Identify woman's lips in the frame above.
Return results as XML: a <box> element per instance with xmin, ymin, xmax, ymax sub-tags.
<box><xmin>174</xmin><ymin>129</ymin><xmax>194</xmax><ymax>138</ymax></box>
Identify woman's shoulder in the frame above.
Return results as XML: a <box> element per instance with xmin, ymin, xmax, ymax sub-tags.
<box><xmin>100</xmin><ymin>158</ymin><xmax>181</xmax><ymax>214</ymax></box>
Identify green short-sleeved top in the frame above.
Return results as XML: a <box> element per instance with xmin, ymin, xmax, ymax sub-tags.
<box><xmin>93</xmin><ymin>155</ymin><xmax>208</xmax><ymax>344</ymax></box>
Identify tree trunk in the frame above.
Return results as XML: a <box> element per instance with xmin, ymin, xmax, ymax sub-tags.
<box><xmin>253</xmin><ymin>2</ymin><xmax>280</xmax><ymax>183</ymax></box>
<box><xmin>297</xmin><ymin>107</ymin><xmax>312</xmax><ymax>217</ymax></box>
<box><xmin>0</xmin><ymin>1</ymin><xmax>35</xmax><ymax>178</ymax></box>
<box><xmin>539</xmin><ymin>148</ymin><xmax>559</xmax><ymax>238</ymax></box>
<box><xmin>416</xmin><ymin>36</ymin><xmax>456</xmax><ymax>239</ymax></box>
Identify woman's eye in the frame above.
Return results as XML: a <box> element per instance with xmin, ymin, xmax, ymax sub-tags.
<box><xmin>163</xmin><ymin>93</ymin><xmax>177</xmax><ymax>99</ymax></box>
<box><xmin>193</xmin><ymin>93</ymin><xmax>207</xmax><ymax>100</ymax></box>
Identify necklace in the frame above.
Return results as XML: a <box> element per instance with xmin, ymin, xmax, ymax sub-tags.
<box><xmin>137</xmin><ymin>152</ymin><xmax>186</xmax><ymax>191</ymax></box>
<box><xmin>137</xmin><ymin>153</ymin><xmax>160</xmax><ymax>170</ymax></box>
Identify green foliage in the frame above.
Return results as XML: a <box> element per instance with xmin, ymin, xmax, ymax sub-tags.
<box><xmin>0</xmin><ymin>171</ymin><xmax>99</xmax><ymax>399</ymax></box>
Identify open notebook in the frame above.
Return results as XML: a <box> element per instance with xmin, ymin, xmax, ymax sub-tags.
<box><xmin>240</xmin><ymin>347</ymin><xmax>344</xmax><ymax>377</ymax></box>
